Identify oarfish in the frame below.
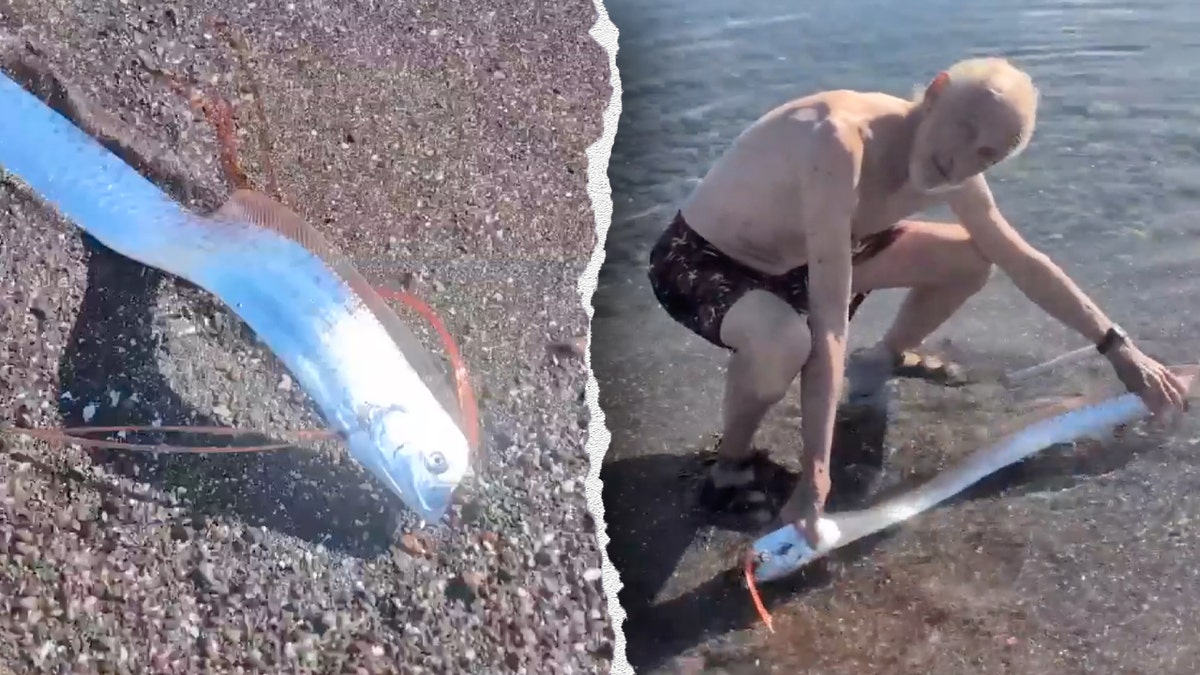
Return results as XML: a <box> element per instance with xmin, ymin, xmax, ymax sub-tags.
<box><xmin>750</xmin><ymin>364</ymin><xmax>1198</xmax><ymax>583</ymax></box>
<box><xmin>0</xmin><ymin>72</ymin><xmax>471</xmax><ymax>524</ymax></box>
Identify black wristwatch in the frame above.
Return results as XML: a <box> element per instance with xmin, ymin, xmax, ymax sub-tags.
<box><xmin>1096</xmin><ymin>324</ymin><xmax>1129</xmax><ymax>356</ymax></box>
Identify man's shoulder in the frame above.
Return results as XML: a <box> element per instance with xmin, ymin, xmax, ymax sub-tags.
<box><xmin>767</xmin><ymin>90</ymin><xmax>906</xmax><ymax>124</ymax></box>
<box><xmin>760</xmin><ymin>91</ymin><xmax>902</xmax><ymax>166</ymax></box>
<box><xmin>769</xmin><ymin>88</ymin><xmax>903</xmax><ymax>112</ymax></box>
<box><xmin>802</xmin><ymin>119</ymin><xmax>863</xmax><ymax>177</ymax></box>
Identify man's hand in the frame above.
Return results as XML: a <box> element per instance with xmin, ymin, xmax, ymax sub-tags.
<box><xmin>779</xmin><ymin>474</ymin><xmax>831</xmax><ymax>549</ymax></box>
<box><xmin>1107</xmin><ymin>344</ymin><xmax>1189</xmax><ymax>415</ymax></box>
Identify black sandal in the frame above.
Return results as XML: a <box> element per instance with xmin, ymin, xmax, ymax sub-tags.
<box><xmin>696</xmin><ymin>448</ymin><xmax>777</xmax><ymax>522</ymax></box>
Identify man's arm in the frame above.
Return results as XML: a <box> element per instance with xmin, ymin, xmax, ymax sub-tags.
<box><xmin>947</xmin><ymin>175</ymin><xmax>1189</xmax><ymax>416</ymax></box>
<box><xmin>796</xmin><ymin>125</ymin><xmax>860</xmax><ymax>520</ymax></box>
<box><xmin>947</xmin><ymin>175</ymin><xmax>1115</xmax><ymax>345</ymax></box>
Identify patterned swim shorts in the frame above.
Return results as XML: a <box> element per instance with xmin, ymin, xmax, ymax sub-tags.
<box><xmin>646</xmin><ymin>211</ymin><xmax>906</xmax><ymax>349</ymax></box>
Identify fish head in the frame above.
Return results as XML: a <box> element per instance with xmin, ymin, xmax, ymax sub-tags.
<box><xmin>347</xmin><ymin>403</ymin><xmax>471</xmax><ymax>523</ymax></box>
<box><xmin>750</xmin><ymin>518</ymin><xmax>841</xmax><ymax>582</ymax></box>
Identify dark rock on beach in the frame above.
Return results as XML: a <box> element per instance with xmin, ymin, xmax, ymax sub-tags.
<box><xmin>0</xmin><ymin>0</ymin><xmax>614</xmax><ymax>671</ymax></box>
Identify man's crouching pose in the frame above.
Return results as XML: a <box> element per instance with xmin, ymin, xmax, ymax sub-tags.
<box><xmin>646</xmin><ymin>57</ymin><xmax>1188</xmax><ymax>547</ymax></box>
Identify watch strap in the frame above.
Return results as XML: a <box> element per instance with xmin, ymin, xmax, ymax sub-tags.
<box><xmin>1096</xmin><ymin>325</ymin><xmax>1128</xmax><ymax>355</ymax></box>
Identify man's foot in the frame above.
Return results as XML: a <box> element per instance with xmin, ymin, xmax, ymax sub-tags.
<box><xmin>894</xmin><ymin>350</ymin><xmax>970</xmax><ymax>387</ymax></box>
<box><xmin>846</xmin><ymin>343</ymin><xmax>970</xmax><ymax>404</ymax></box>
<box><xmin>696</xmin><ymin>447</ymin><xmax>777</xmax><ymax>525</ymax></box>
<box><xmin>846</xmin><ymin>343</ymin><xmax>902</xmax><ymax>406</ymax></box>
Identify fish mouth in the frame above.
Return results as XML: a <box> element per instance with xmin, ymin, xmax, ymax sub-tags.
<box><xmin>378</xmin><ymin>464</ymin><xmax>456</xmax><ymax>523</ymax></box>
<box><xmin>414</xmin><ymin>481</ymin><xmax>455</xmax><ymax>523</ymax></box>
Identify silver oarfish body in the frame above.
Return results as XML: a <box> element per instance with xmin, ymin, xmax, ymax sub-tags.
<box><xmin>0</xmin><ymin>73</ymin><xmax>470</xmax><ymax>524</ymax></box>
<box><xmin>752</xmin><ymin>364</ymin><xmax>1198</xmax><ymax>582</ymax></box>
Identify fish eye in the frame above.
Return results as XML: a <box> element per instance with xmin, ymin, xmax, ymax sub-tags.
<box><xmin>424</xmin><ymin>451</ymin><xmax>449</xmax><ymax>475</ymax></box>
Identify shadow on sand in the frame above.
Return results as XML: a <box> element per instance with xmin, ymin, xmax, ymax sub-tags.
<box><xmin>601</xmin><ymin>402</ymin><xmax>1150</xmax><ymax>672</ymax></box>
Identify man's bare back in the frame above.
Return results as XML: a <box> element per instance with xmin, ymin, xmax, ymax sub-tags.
<box><xmin>647</xmin><ymin>56</ymin><xmax>1189</xmax><ymax>550</ymax></box>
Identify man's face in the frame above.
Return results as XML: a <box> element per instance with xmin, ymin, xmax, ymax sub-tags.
<box><xmin>909</xmin><ymin>86</ymin><xmax>1032</xmax><ymax>194</ymax></box>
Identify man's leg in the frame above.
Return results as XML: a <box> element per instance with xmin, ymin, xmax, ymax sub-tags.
<box><xmin>700</xmin><ymin>290</ymin><xmax>811</xmax><ymax>509</ymax></box>
<box><xmin>846</xmin><ymin>220</ymin><xmax>994</xmax><ymax>399</ymax></box>
<box><xmin>717</xmin><ymin>290</ymin><xmax>813</xmax><ymax>459</ymax></box>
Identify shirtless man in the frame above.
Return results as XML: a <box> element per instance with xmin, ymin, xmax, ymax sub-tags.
<box><xmin>647</xmin><ymin>57</ymin><xmax>1189</xmax><ymax>547</ymax></box>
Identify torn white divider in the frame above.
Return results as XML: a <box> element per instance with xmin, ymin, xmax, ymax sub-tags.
<box><xmin>579</xmin><ymin>2</ymin><xmax>630</xmax><ymax>674</ymax></box>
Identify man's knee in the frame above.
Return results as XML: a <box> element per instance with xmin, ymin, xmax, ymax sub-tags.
<box><xmin>722</xmin><ymin>291</ymin><xmax>812</xmax><ymax>353</ymax></box>
<box><xmin>721</xmin><ymin>291</ymin><xmax>812</xmax><ymax>401</ymax></box>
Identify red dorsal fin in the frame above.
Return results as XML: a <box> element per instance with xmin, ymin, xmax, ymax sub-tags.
<box><xmin>212</xmin><ymin>190</ymin><xmax>463</xmax><ymax>429</ymax></box>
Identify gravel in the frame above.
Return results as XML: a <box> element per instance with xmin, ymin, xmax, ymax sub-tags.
<box><xmin>0</xmin><ymin>0</ymin><xmax>614</xmax><ymax>672</ymax></box>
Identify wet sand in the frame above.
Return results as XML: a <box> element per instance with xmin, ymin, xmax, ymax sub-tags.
<box><xmin>600</xmin><ymin>330</ymin><xmax>1200</xmax><ymax>674</ymax></box>
<box><xmin>0</xmin><ymin>0</ymin><xmax>614</xmax><ymax>671</ymax></box>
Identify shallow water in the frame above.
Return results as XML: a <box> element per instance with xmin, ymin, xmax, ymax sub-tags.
<box><xmin>594</xmin><ymin>0</ymin><xmax>1200</xmax><ymax>672</ymax></box>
